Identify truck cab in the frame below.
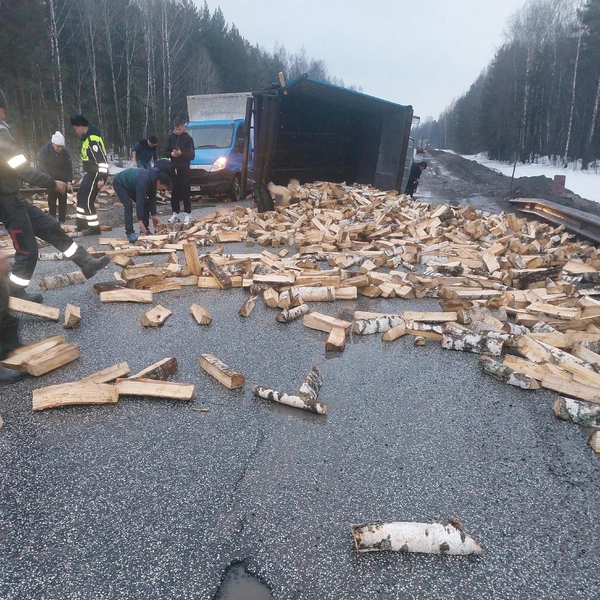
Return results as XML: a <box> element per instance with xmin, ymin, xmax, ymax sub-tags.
<box><xmin>187</xmin><ymin>118</ymin><xmax>252</xmax><ymax>201</ymax></box>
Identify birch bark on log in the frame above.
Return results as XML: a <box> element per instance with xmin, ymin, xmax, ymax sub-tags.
<box><xmin>351</xmin><ymin>520</ymin><xmax>483</xmax><ymax>555</ymax></box>
<box><xmin>40</xmin><ymin>271</ymin><xmax>87</xmax><ymax>290</ymax></box>
<box><xmin>298</xmin><ymin>366</ymin><xmax>322</xmax><ymax>402</ymax></box>
<box><xmin>292</xmin><ymin>286</ymin><xmax>336</xmax><ymax>302</ymax></box>
<box><xmin>276</xmin><ymin>303</ymin><xmax>309</xmax><ymax>323</ymax></box>
<box><xmin>478</xmin><ymin>355</ymin><xmax>540</xmax><ymax>389</ymax></box>
<box><xmin>553</xmin><ymin>396</ymin><xmax>600</xmax><ymax>427</ymax></box>
<box><xmin>353</xmin><ymin>315</ymin><xmax>403</xmax><ymax>335</ymax></box>
<box><xmin>441</xmin><ymin>323</ymin><xmax>507</xmax><ymax>356</ymax></box>
<box><xmin>252</xmin><ymin>386</ymin><xmax>327</xmax><ymax>415</ymax></box>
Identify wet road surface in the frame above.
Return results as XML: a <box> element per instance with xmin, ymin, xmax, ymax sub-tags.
<box><xmin>1</xmin><ymin>197</ymin><xmax>599</xmax><ymax>600</ymax></box>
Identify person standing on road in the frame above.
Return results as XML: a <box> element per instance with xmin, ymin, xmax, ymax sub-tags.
<box><xmin>165</xmin><ymin>118</ymin><xmax>195</xmax><ymax>225</ymax></box>
<box><xmin>405</xmin><ymin>160</ymin><xmax>427</xmax><ymax>198</ymax></box>
<box><xmin>113</xmin><ymin>167</ymin><xmax>171</xmax><ymax>243</ymax></box>
<box><xmin>0</xmin><ymin>249</ymin><xmax>23</xmax><ymax>384</ymax></box>
<box><xmin>38</xmin><ymin>131</ymin><xmax>73</xmax><ymax>223</ymax></box>
<box><xmin>0</xmin><ymin>90</ymin><xmax>110</xmax><ymax>303</ymax></box>
<box><xmin>70</xmin><ymin>114</ymin><xmax>109</xmax><ymax>235</ymax></box>
<box><xmin>131</xmin><ymin>135</ymin><xmax>158</xmax><ymax>170</ymax></box>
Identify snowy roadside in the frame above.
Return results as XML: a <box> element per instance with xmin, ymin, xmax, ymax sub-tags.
<box><xmin>452</xmin><ymin>151</ymin><xmax>600</xmax><ymax>204</ymax></box>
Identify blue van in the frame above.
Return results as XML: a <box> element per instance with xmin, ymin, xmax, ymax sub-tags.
<box><xmin>187</xmin><ymin>119</ymin><xmax>252</xmax><ymax>201</ymax></box>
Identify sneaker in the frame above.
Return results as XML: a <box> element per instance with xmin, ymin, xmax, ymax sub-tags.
<box><xmin>183</xmin><ymin>214</ymin><xmax>191</xmax><ymax>225</ymax></box>
<box><xmin>167</xmin><ymin>213</ymin><xmax>180</xmax><ymax>224</ymax></box>
<box><xmin>127</xmin><ymin>233</ymin><xmax>138</xmax><ymax>243</ymax></box>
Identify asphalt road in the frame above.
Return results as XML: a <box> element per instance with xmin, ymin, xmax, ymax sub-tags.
<box><xmin>1</xmin><ymin>198</ymin><xmax>599</xmax><ymax>600</ymax></box>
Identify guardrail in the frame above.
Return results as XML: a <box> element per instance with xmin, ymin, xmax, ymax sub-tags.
<box><xmin>509</xmin><ymin>197</ymin><xmax>600</xmax><ymax>245</ymax></box>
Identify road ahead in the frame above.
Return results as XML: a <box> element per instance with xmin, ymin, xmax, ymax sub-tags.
<box><xmin>1</xmin><ymin>200</ymin><xmax>599</xmax><ymax>600</ymax></box>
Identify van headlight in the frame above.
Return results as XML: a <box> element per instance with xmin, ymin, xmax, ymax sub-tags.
<box><xmin>210</xmin><ymin>157</ymin><xmax>227</xmax><ymax>172</ymax></box>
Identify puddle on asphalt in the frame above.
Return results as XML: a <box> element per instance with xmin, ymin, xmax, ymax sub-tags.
<box><xmin>215</xmin><ymin>562</ymin><xmax>272</xmax><ymax>600</ymax></box>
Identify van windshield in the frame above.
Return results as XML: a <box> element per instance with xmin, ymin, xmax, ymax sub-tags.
<box><xmin>189</xmin><ymin>125</ymin><xmax>234</xmax><ymax>149</ymax></box>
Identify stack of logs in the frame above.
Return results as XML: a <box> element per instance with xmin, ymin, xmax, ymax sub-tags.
<box><xmin>3</xmin><ymin>181</ymin><xmax>600</xmax><ymax>450</ymax></box>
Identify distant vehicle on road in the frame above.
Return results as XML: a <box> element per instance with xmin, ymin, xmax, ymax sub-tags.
<box><xmin>416</xmin><ymin>138</ymin><xmax>429</xmax><ymax>154</ymax></box>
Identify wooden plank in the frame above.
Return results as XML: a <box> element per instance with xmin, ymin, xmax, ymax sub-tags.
<box><xmin>402</xmin><ymin>311</ymin><xmax>457</xmax><ymax>323</ymax></box>
<box><xmin>99</xmin><ymin>289</ymin><xmax>153</xmax><ymax>303</ymax></box>
<box><xmin>8</xmin><ymin>297</ymin><xmax>60</xmax><ymax>321</ymax></box>
<box><xmin>24</xmin><ymin>343</ymin><xmax>80</xmax><ymax>376</ymax></box>
<box><xmin>33</xmin><ymin>382</ymin><xmax>119</xmax><ymax>411</ymax></box>
<box><xmin>200</xmin><ymin>354</ymin><xmax>244</xmax><ymax>389</ymax></box>
<box><xmin>116</xmin><ymin>377</ymin><xmax>195</xmax><ymax>400</ymax></box>
<box><xmin>79</xmin><ymin>362</ymin><xmax>131</xmax><ymax>384</ymax></box>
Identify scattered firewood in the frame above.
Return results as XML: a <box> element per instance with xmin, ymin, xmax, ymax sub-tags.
<box><xmin>276</xmin><ymin>303</ymin><xmax>309</xmax><ymax>323</ymax></box>
<box><xmin>78</xmin><ymin>362</ymin><xmax>131</xmax><ymax>384</ymax></box>
<box><xmin>1</xmin><ymin>335</ymin><xmax>65</xmax><ymax>371</ymax></box>
<box><xmin>182</xmin><ymin>242</ymin><xmax>202</xmax><ymax>276</ymax></box>
<box><xmin>24</xmin><ymin>343</ymin><xmax>80</xmax><ymax>376</ymax></box>
<box><xmin>303</xmin><ymin>312</ymin><xmax>352</xmax><ymax>334</ymax></box>
<box><xmin>116</xmin><ymin>377</ymin><xmax>194</xmax><ymax>400</ymax></box>
<box><xmin>414</xmin><ymin>336</ymin><xmax>426</xmax><ymax>346</ymax></box>
<box><xmin>141</xmin><ymin>304</ymin><xmax>172</xmax><ymax>327</ymax></box>
<box><xmin>441</xmin><ymin>322</ymin><xmax>507</xmax><ymax>356</ymax></box>
<box><xmin>298</xmin><ymin>365</ymin><xmax>322</xmax><ymax>402</ymax></box>
<box><xmin>39</xmin><ymin>271</ymin><xmax>87</xmax><ymax>290</ymax></box>
<box><xmin>263</xmin><ymin>288</ymin><xmax>279</xmax><ymax>308</ymax></box>
<box><xmin>8</xmin><ymin>297</ymin><xmax>60</xmax><ymax>321</ymax></box>
<box><xmin>353</xmin><ymin>315</ymin><xmax>403</xmax><ymax>335</ymax></box>
<box><xmin>131</xmin><ymin>357</ymin><xmax>178</xmax><ymax>380</ymax></box>
<box><xmin>350</xmin><ymin>520</ymin><xmax>483</xmax><ymax>555</ymax></box>
<box><xmin>190</xmin><ymin>303</ymin><xmax>212</xmax><ymax>325</ymax></box>
<box><xmin>99</xmin><ymin>289</ymin><xmax>153</xmax><ymax>303</ymax></box>
<box><xmin>239</xmin><ymin>295</ymin><xmax>257</xmax><ymax>317</ymax></box>
<box><xmin>32</xmin><ymin>382</ymin><xmax>119</xmax><ymax>411</ymax></box>
<box><xmin>63</xmin><ymin>303</ymin><xmax>81</xmax><ymax>329</ymax></box>
<box><xmin>478</xmin><ymin>355</ymin><xmax>540</xmax><ymax>389</ymax></box>
<box><xmin>203</xmin><ymin>255</ymin><xmax>233</xmax><ymax>289</ymax></box>
<box><xmin>553</xmin><ymin>395</ymin><xmax>600</xmax><ymax>427</ymax></box>
<box><xmin>326</xmin><ymin>327</ymin><xmax>346</xmax><ymax>352</ymax></box>
<box><xmin>253</xmin><ymin>385</ymin><xmax>327</xmax><ymax>414</ymax></box>
<box><xmin>382</xmin><ymin>322</ymin><xmax>407</xmax><ymax>342</ymax></box>
<box><xmin>200</xmin><ymin>354</ymin><xmax>244</xmax><ymax>389</ymax></box>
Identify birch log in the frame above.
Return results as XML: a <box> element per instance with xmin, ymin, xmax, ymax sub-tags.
<box><xmin>441</xmin><ymin>323</ymin><xmax>507</xmax><ymax>356</ymax></box>
<box><xmin>351</xmin><ymin>520</ymin><xmax>483</xmax><ymax>555</ymax></box>
<box><xmin>253</xmin><ymin>386</ymin><xmax>327</xmax><ymax>415</ymax></box>
<box><xmin>478</xmin><ymin>355</ymin><xmax>540</xmax><ymax>389</ymax></box>
<box><xmin>553</xmin><ymin>396</ymin><xmax>600</xmax><ymax>427</ymax></box>
<box><xmin>292</xmin><ymin>286</ymin><xmax>336</xmax><ymax>302</ymax></box>
<box><xmin>276</xmin><ymin>303</ymin><xmax>309</xmax><ymax>323</ymax></box>
<box><xmin>298</xmin><ymin>365</ymin><xmax>322</xmax><ymax>402</ymax></box>
<box><xmin>353</xmin><ymin>315</ymin><xmax>403</xmax><ymax>335</ymax></box>
<box><xmin>39</xmin><ymin>271</ymin><xmax>87</xmax><ymax>290</ymax></box>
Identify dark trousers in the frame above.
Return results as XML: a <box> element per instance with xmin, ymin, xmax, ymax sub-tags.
<box><xmin>139</xmin><ymin>161</ymin><xmax>152</xmax><ymax>170</ymax></box>
<box><xmin>405</xmin><ymin>177</ymin><xmax>419</xmax><ymax>196</ymax></box>
<box><xmin>114</xmin><ymin>181</ymin><xmax>149</xmax><ymax>234</ymax></box>
<box><xmin>171</xmin><ymin>165</ymin><xmax>191</xmax><ymax>214</ymax></box>
<box><xmin>76</xmin><ymin>171</ymin><xmax>101</xmax><ymax>230</ymax></box>
<box><xmin>47</xmin><ymin>188</ymin><xmax>67</xmax><ymax>223</ymax></box>
<box><xmin>0</xmin><ymin>193</ymin><xmax>75</xmax><ymax>284</ymax></box>
<box><xmin>0</xmin><ymin>276</ymin><xmax>19</xmax><ymax>358</ymax></box>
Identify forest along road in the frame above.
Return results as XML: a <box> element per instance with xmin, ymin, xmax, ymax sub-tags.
<box><xmin>1</xmin><ymin>171</ymin><xmax>600</xmax><ymax>600</ymax></box>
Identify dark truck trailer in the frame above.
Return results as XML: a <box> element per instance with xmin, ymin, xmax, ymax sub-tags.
<box><xmin>249</xmin><ymin>75</ymin><xmax>413</xmax><ymax>212</ymax></box>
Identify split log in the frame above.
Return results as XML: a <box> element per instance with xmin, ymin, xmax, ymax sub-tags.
<box><xmin>190</xmin><ymin>303</ymin><xmax>212</xmax><ymax>325</ymax></box>
<box><xmin>79</xmin><ymin>362</ymin><xmax>131</xmax><ymax>384</ymax></box>
<box><xmin>116</xmin><ymin>377</ymin><xmax>194</xmax><ymax>400</ymax></box>
<box><xmin>131</xmin><ymin>357</ymin><xmax>178</xmax><ymax>380</ymax></box>
<box><xmin>553</xmin><ymin>396</ymin><xmax>600</xmax><ymax>427</ymax></box>
<box><xmin>32</xmin><ymin>382</ymin><xmax>119</xmax><ymax>411</ymax></box>
<box><xmin>92</xmin><ymin>281</ymin><xmax>125</xmax><ymax>294</ymax></box>
<box><xmin>414</xmin><ymin>336</ymin><xmax>426</xmax><ymax>346</ymax></box>
<box><xmin>121</xmin><ymin>266</ymin><xmax>164</xmax><ymax>282</ymax></box>
<box><xmin>402</xmin><ymin>311</ymin><xmax>457</xmax><ymax>323</ymax></box>
<box><xmin>404</xmin><ymin>321</ymin><xmax>443</xmax><ymax>340</ymax></box>
<box><xmin>24</xmin><ymin>343</ymin><xmax>80</xmax><ymax>376</ymax></box>
<box><xmin>382</xmin><ymin>322</ymin><xmax>407</xmax><ymax>342</ymax></box>
<box><xmin>8</xmin><ymin>297</ymin><xmax>60</xmax><ymax>321</ymax></box>
<box><xmin>298</xmin><ymin>365</ymin><xmax>323</xmax><ymax>402</ymax></box>
<box><xmin>0</xmin><ymin>413</ymin><xmax>3</xmax><ymax>428</ymax></box>
<box><xmin>252</xmin><ymin>385</ymin><xmax>327</xmax><ymax>415</ymax></box>
<box><xmin>478</xmin><ymin>355</ymin><xmax>540</xmax><ymax>389</ymax></box>
<box><xmin>350</xmin><ymin>520</ymin><xmax>483</xmax><ymax>555</ymax></box>
<box><xmin>239</xmin><ymin>295</ymin><xmax>257</xmax><ymax>317</ymax></box>
<box><xmin>99</xmin><ymin>289</ymin><xmax>153</xmax><ymax>303</ymax></box>
<box><xmin>326</xmin><ymin>327</ymin><xmax>346</xmax><ymax>352</ymax></box>
<box><xmin>276</xmin><ymin>303</ymin><xmax>309</xmax><ymax>323</ymax></box>
<box><xmin>353</xmin><ymin>315</ymin><xmax>403</xmax><ymax>335</ymax></box>
<box><xmin>303</xmin><ymin>312</ymin><xmax>352</xmax><ymax>334</ymax></box>
<box><xmin>441</xmin><ymin>323</ymin><xmax>507</xmax><ymax>356</ymax></box>
<box><xmin>263</xmin><ymin>288</ymin><xmax>280</xmax><ymax>308</ymax></box>
<box><xmin>63</xmin><ymin>304</ymin><xmax>81</xmax><ymax>329</ymax></box>
<box><xmin>112</xmin><ymin>254</ymin><xmax>134</xmax><ymax>268</ymax></box>
<box><xmin>292</xmin><ymin>285</ymin><xmax>336</xmax><ymax>302</ymax></box>
<box><xmin>39</xmin><ymin>270</ymin><xmax>86</xmax><ymax>290</ymax></box>
<box><xmin>1</xmin><ymin>335</ymin><xmax>65</xmax><ymax>371</ymax></box>
<box><xmin>141</xmin><ymin>304</ymin><xmax>172</xmax><ymax>327</ymax></box>
<box><xmin>589</xmin><ymin>431</ymin><xmax>600</xmax><ymax>452</ymax></box>
<box><xmin>200</xmin><ymin>354</ymin><xmax>244</xmax><ymax>389</ymax></box>
<box><xmin>182</xmin><ymin>242</ymin><xmax>202</xmax><ymax>276</ymax></box>
<box><xmin>203</xmin><ymin>255</ymin><xmax>233</xmax><ymax>289</ymax></box>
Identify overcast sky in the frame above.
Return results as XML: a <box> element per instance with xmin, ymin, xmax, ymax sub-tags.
<box><xmin>199</xmin><ymin>0</ymin><xmax>526</xmax><ymax>120</ymax></box>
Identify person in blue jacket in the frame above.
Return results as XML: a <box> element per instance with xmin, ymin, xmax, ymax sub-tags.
<box><xmin>112</xmin><ymin>167</ymin><xmax>171</xmax><ymax>242</ymax></box>
<box><xmin>131</xmin><ymin>136</ymin><xmax>158</xmax><ymax>170</ymax></box>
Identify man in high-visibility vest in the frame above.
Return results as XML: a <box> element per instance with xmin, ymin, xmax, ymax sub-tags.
<box><xmin>0</xmin><ymin>90</ymin><xmax>110</xmax><ymax>303</ymax></box>
<box><xmin>70</xmin><ymin>114</ymin><xmax>109</xmax><ymax>235</ymax></box>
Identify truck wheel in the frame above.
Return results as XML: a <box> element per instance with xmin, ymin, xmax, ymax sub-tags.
<box><xmin>229</xmin><ymin>174</ymin><xmax>241</xmax><ymax>202</ymax></box>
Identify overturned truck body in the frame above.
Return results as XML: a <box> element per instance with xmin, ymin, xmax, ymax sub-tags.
<box><xmin>250</xmin><ymin>75</ymin><xmax>413</xmax><ymax>212</ymax></box>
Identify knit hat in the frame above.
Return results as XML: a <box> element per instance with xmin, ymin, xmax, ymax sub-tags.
<box><xmin>0</xmin><ymin>89</ymin><xmax>7</xmax><ymax>110</ymax></box>
<box><xmin>70</xmin><ymin>114</ymin><xmax>89</xmax><ymax>127</ymax></box>
<box><xmin>51</xmin><ymin>131</ymin><xmax>65</xmax><ymax>146</ymax></box>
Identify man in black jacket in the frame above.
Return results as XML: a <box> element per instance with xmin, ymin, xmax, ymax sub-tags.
<box><xmin>70</xmin><ymin>114</ymin><xmax>109</xmax><ymax>235</ymax></box>
<box><xmin>131</xmin><ymin>135</ymin><xmax>158</xmax><ymax>169</ymax></box>
<box><xmin>405</xmin><ymin>160</ymin><xmax>427</xmax><ymax>198</ymax></box>
<box><xmin>0</xmin><ymin>89</ymin><xmax>110</xmax><ymax>303</ymax></box>
<box><xmin>165</xmin><ymin>118</ymin><xmax>195</xmax><ymax>225</ymax></box>
<box><xmin>38</xmin><ymin>131</ymin><xmax>73</xmax><ymax>223</ymax></box>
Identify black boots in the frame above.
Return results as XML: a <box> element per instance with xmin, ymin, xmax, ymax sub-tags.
<box><xmin>0</xmin><ymin>364</ymin><xmax>23</xmax><ymax>384</ymax></box>
<box><xmin>71</xmin><ymin>246</ymin><xmax>110</xmax><ymax>279</ymax></box>
<box><xmin>0</xmin><ymin>314</ymin><xmax>23</xmax><ymax>383</ymax></box>
<box><xmin>7</xmin><ymin>280</ymin><xmax>43</xmax><ymax>303</ymax></box>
